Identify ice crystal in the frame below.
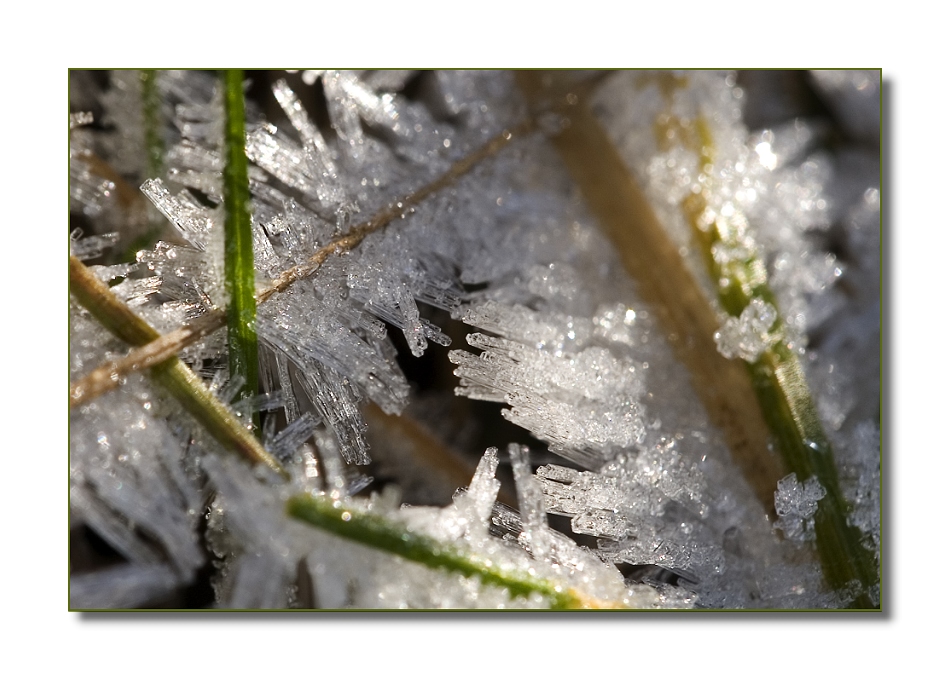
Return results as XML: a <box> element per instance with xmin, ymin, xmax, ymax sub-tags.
<box><xmin>451</xmin><ymin>300</ymin><xmax>648</xmax><ymax>468</ymax></box>
<box><xmin>714</xmin><ymin>297</ymin><xmax>779</xmax><ymax>362</ymax></box>
<box><xmin>774</xmin><ymin>474</ymin><xmax>827</xmax><ymax>541</ymax></box>
<box><xmin>69</xmin><ymin>111</ymin><xmax>94</xmax><ymax>130</ymax></box>
<box><xmin>270</xmin><ymin>79</ymin><xmax>345</xmax><ymax>207</ymax></box>
<box><xmin>70</xmin><ymin>229</ymin><xmax>120</xmax><ymax>261</ymax></box>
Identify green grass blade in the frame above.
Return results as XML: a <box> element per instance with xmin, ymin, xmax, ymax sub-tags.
<box><xmin>118</xmin><ymin>69</ymin><xmax>167</xmax><ymax>262</ymax></box>
<box><xmin>681</xmin><ymin>156</ymin><xmax>880</xmax><ymax>607</ymax></box>
<box><xmin>140</xmin><ymin>69</ymin><xmax>164</xmax><ymax>181</ymax></box>
<box><xmin>286</xmin><ymin>493</ymin><xmax>625</xmax><ymax>609</ymax></box>
<box><xmin>221</xmin><ymin>69</ymin><xmax>259</xmax><ymax>430</ymax></box>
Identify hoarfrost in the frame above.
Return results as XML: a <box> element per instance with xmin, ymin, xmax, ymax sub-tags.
<box><xmin>451</xmin><ymin>301</ymin><xmax>647</xmax><ymax>468</ymax></box>
<box><xmin>70</xmin><ymin>110</ymin><xmax>95</xmax><ymax>129</ymax></box>
<box><xmin>69</xmin><ymin>70</ymin><xmax>879</xmax><ymax>609</ymax></box>
<box><xmin>271</xmin><ymin>79</ymin><xmax>345</xmax><ymax>208</ymax></box>
<box><xmin>773</xmin><ymin>473</ymin><xmax>826</xmax><ymax>541</ymax></box>
<box><xmin>140</xmin><ymin>178</ymin><xmax>219</xmax><ymax>251</ymax></box>
<box><xmin>714</xmin><ymin>297</ymin><xmax>779</xmax><ymax>362</ymax></box>
<box><xmin>456</xmin><ymin>447</ymin><xmax>502</xmax><ymax>530</ymax></box>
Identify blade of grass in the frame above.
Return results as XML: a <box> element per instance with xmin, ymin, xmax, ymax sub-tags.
<box><xmin>117</xmin><ymin>69</ymin><xmax>170</xmax><ymax>262</ymax></box>
<box><xmin>69</xmin><ymin>255</ymin><xmax>284</xmax><ymax>477</ymax></box>
<box><xmin>286</xmin><ymin>492</ymin><xmax>627</xmax><ymax>609</ymax></box>
<box><xmin>679</xmin><ymin>118</ymin><xmax>879</xmax><ymax>608</ymax></box>
<box><xmin>221</xmin><ymin>69</ymin><xmax>260</xmax><ymax>432</ymax></box>
<box><xmin>141</xmin><ymin>69</ymin><xmax>164</xmax><ymax>182</ymax></box>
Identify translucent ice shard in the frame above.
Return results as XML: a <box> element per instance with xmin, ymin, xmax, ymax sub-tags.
<box><xmin>271</xmin><ymin>79</ymin><xmax>345</xmax><ymax>207</ymax></box>
<box><xmin>267</xmin><ymin>412</ymin><xmax>320</xmax><ymax>464</ymax></box>
<box><xmin>69</xmin><ymin>230</ymin><xmax>119</xmax><ymax>261</ymax></box>
<box><xmin>322</xmin><ymin>70</ymin><xmax>367</xmax><ymax>168</ymax></box>
<box><xmin>246</xmin><ymin>122</ymin><xmax>327</xmax><ymax>202</ymax></box>
<box><xmin>454</xmin><ymin>447</ymin><xmax>501</xmax><ymax>530</ymax></box>
<box><xmin>257</xmin><ymin>291</ymin><xmax>411</xmax><ymax>418</ymax></box>
<box><xmin>299</xmin><ymin>364</ymin><xmax>371</xmax><ymax>466</ymax></box>
<box><xmin>510</xmin><ymin>444</ymin><xmax>552</xmax><ymax>559</ymax></box>
<box><xmin>70</xmin><ymin>111</ymin><xmax>94</xmax><ymax>129</ymax></box>
<box><xmin>140</xmin><ymin>178</ymin><xmax>219</xmax><ymax>251</ymax></box>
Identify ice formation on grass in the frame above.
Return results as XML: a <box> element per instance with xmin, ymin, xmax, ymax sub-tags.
<box><xmin>69</xmin><ymin>70</ymin><xmax>880</xmax><ymax>609</ymax></box>
<box><xmin>201</xmin><ymin>445</ymin><xmax>695</xmax><ymax>609</ymax></box>
<box><xmin>589</xmin><ymin>71</ymin><xmax>855</xmax><ymax>356</ymax></box>
<box><xmin>73</xmin><ymin>71</ymin><xmax>500</xmax><ymax>465</ymax></box>
<box><xmin>590</xmin><ymin>71</ymin><xmax>880</xmax><ymax>597</ymax></box>
<box><xmin>714</xmin><ymin>296</ymin><xmax>779</xmax><ymax>362</ymax></box>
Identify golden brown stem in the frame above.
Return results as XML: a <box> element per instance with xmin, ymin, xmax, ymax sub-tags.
<box><xmin>70</xmin><ymin>256</ymin><xmax>285</xmax><ymax>476</ymax></box>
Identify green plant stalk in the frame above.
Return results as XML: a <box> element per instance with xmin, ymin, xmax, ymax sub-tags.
<box><xmin>680</xmin><ymin>118</ymin><xmax>879</xmax><ymax>608</ymax></box>
<box><xmin>69</xmin><ymin>255</ymin><xmax>284</xmax><ymax>477</ymax></box>
<box><xmin>118</xmin><ymin>69</ymin><xmax>167</xmax><ymax>262</ymax></box>
<box><xmin>286</xmin><ymin>493</ymin><xmax>622</xmax><ymax>609</ymax></box>
<box><xmin>221</xmin><ymin>69</ymin><xmax>260</xmax><ymax>431</ymax></box>
<box><xmin>141</xmin><ymin>69</ymin><xmax>164</xmax><ymax>182</ymax></box>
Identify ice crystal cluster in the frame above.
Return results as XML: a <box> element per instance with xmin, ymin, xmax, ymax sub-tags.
<box><xmin>69</xmin><ymin>70</ymin><xmax>881</xmax><ymax>609</ymax></box>
<box><xmin>773</xmin><ymin>474</ymin><xmax>826</xmax><ymax>541</ymax></box>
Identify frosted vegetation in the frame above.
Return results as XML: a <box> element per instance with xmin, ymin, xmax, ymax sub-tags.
<box><xmin>68</xmin><ymin>69</ymin><xmax>881</xmax><ymax>609</ymax></box>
